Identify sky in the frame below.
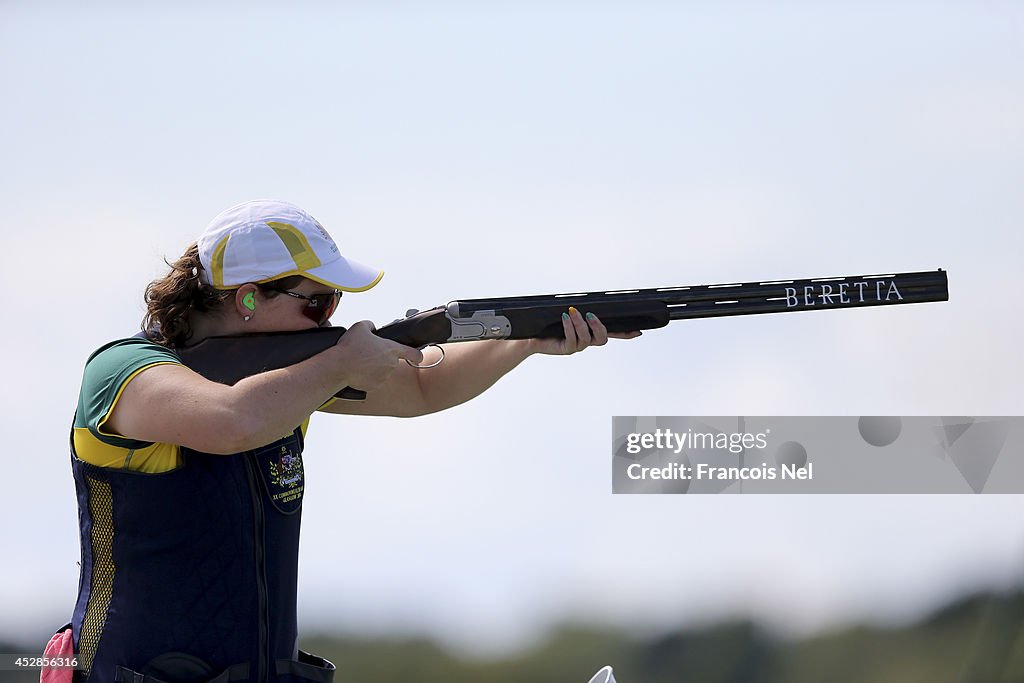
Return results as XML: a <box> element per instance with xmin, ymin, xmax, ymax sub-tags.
<box><xmin>1</xmin><ymin>1</ymin><xmax>1023</xmax><ymax>657</ymax></box>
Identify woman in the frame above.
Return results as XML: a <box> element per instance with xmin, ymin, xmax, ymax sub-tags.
<box><xmin>62</xmin><ymin>199</ymin><xmax>636</xmax><ymax>683</ymax></box>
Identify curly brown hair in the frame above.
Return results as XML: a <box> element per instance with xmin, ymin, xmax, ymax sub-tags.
<box><xmin>143</xmin><ymin>243</ymin><xmax>307</xmax><ymax>346</ymax></box>
<box><xmin>142</xmin><ymin>243</ymin><xmax>230</xmax><ymax>346</ymax></box>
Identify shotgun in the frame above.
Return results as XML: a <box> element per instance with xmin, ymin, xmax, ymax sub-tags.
<box><xmin>176</xmin><ymin>268</ymin><xmax>948</xmax><ymax>401</ymax></box>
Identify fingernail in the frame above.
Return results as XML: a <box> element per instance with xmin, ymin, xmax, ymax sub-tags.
<box><xmin>568</xmin><ymin>306</ymin><xmax>578</xmax><ymax>315</ymax></box>
<box><xmin>586</xmin><ymin>312</ymin><xmax>596</xmax><ymax>320</ymax></box>
<box><xmin>562</xmin><ymin>312</ymin><xmax>570</xmax><ymax>320</ymax></box>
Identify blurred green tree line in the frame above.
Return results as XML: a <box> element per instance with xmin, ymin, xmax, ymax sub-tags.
<box><xmin>302</xmin><ymin>588</ymin><xmax>1024</xmax><ymax>683</ymax></box>
<box><xmin>5</xmin><ymin>589</ymin><xmax>1022</xmax><ymax>683</ymax></box>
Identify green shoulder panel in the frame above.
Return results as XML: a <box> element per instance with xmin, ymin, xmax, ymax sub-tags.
<box><xmin>75</xmin><ymin>337</ymin><xmax>182</xmax><ymax>449</ymax></box>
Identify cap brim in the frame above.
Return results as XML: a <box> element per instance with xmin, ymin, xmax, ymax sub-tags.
<box><xmin>303</xmin><ymin>255</ymin><xmax>384</xmax><ymax>292</ymax></box>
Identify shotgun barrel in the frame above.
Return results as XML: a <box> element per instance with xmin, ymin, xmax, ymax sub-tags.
<box><xmin>382</xmin><ymin>269</ymin><xmax>948</xmax><ymax>343</ymax></box>
<box><xmin>177</xmin><ymin>268</ymin><xmax>948</xmax><ymax>401</ymax></box>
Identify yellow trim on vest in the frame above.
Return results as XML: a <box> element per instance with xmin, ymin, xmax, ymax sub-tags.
<box><xmin>210</xmin><ymin>234</ymin><xmax>231</xmax><ymax>288</ymax></box>
<box><xmin>78</xmin><ymin>478</ymin><xmax>115</xmax><ymax>677</ymax></box>
<box><xmin>96</xmin><ymin>362</ymin><xmax>181</xmax><ymax>439</ymax></box>
<box><xmin>267</xmin><ymin>221</ymin><xmax>322</xmax><ymax>272</ymax></box>
<box><xmin>74</xmin><ymin>428</ymin><xmax>182</xmax><ymax>473</ymax></box>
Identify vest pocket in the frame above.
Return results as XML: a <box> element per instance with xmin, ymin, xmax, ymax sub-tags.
<box><xmin>113</xmin><ymin>655</ymin><xmax>249</xmax><ymax>683</ymax></box>
<box><xmin>274</xmin><ymin>650</ymin><xmax>336</xmax><ymax>683</ymax></box>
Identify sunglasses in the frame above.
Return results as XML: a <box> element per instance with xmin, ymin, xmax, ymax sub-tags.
<box><xmin>258</xmin><ymin>284</ymin><xmax>342</xmax><ymax>325</ymax></box>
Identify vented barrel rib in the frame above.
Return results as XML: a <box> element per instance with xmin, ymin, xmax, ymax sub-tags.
<box><xmin>452</xmin><ymin>269</ymin><xmax>948</xmax><ymax>322</ymax></box>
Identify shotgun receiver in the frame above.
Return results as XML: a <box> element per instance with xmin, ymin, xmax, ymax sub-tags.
<box><xmin>177</xmin><ymin>268</ymin><xmax>948</xmax><ymax>401</ymax></box>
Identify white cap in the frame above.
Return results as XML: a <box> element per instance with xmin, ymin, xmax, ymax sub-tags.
<box><xmin>197</xmin><ymin>199</ymin><xmax>384</xmax><ymax>291</ymax></box>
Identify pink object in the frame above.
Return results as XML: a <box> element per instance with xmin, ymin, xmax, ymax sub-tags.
<box><xmin>40</xmin><ymin>628</ymin><xmax>74</xmax><ymax>683</ymax></box>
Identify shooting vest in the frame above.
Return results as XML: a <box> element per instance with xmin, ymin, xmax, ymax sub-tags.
<box><xmin>69</xmin><ymin>423</ymin><xmax>334</xmax><ymax>683</ymax></box>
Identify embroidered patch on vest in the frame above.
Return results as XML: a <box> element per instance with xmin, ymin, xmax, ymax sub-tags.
<box><xmin>254</xmin><ymin>435</ymin><xmax>305</xmax><ymax>514</ymax></box>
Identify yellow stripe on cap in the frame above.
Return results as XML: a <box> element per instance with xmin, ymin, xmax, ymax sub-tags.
<box><xmin>304</xmin><ymin>270</ymin><xmax>385</xmax><ymax>293</ymax></box>
<box><xmin>267</xmin><ymin>221</ymin><xmax>322</xmax><ymax>272</ymax></box>
<box><xmin>210</xmin><ymin>234</ymin><xmax>231</xmax><ymax>288</ymax></box>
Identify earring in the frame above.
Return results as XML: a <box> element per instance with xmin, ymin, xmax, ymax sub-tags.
<box><xmin>244</xmin><ymin>315</ymin><xmax>252</xmax><ymax>322</ymax></box>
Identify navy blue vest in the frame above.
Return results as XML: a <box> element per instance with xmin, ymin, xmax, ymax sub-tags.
<box><xmin>70</xmin><ymin>424</ymin><xmax>335</xmax><ymax>683</ymax></box>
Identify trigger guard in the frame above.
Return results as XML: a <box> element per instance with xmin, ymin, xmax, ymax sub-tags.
<box><xmin>405</xmin><ymin>344</ymin><xmax>444</xmax><ymax>369</ymax></box>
